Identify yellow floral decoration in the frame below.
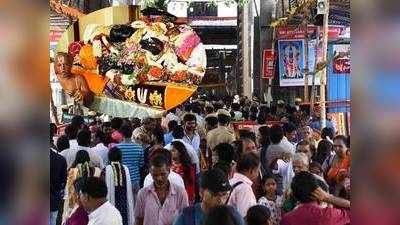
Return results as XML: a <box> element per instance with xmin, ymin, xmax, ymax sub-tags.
<box><xmin>124</xmin><ymin>87</ymin><xmax>135</xmax><ymax>101</ymax></box>
<box><xmin>149</xmin><ymin>90</ymin><xmax>163</xmax><ymax>107</ymax></box>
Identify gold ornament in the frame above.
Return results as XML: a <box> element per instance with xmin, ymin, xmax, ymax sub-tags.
<box><xmin>124</xmin><ymin>87</ymin><xmax>135</xmax><ymax>101</ymax></box>
<box><xmin>149</xmin><ymin>90</ymin><xmax>163</xmax><ymax>107</ymax></box>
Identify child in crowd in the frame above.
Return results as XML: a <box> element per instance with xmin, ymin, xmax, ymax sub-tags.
<box><xmin>258</xmin><ymin>175</ymin><xmax>283</xmax><ymax>225</ymax></box>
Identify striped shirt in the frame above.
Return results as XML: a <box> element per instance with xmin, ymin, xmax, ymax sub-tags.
<box><xmin>116</xmin><ymin>142</ymin><xmax>144</xmax><ymax>184</ymax></box>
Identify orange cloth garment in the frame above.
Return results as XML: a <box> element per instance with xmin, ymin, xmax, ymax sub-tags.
<box><xmin>71</xmin><ymin>67</ymin><xmax>108</xmax><ymax>95</ymax></box>
<box><xmin>327</xmin><ymin>153</ymin><xmax>351</xmax><ymax>183</ymax></box>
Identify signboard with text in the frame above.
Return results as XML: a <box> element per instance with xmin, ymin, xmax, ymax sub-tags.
<box><xmin>262</xmin><ymin>49</ymin><xmax>276</xmax><ymax>79</ymax></box>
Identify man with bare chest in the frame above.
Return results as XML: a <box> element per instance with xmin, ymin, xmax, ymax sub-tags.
<box><xmin>54</xmin><ymin>52</ymin><xmax>94</xmax><ymax>107</ymax></box>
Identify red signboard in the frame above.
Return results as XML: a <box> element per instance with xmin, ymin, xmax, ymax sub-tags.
<box><xmin>262</xmin><ymin>49</ymin><xmax>276</xmax><ymax>79</ymax></box>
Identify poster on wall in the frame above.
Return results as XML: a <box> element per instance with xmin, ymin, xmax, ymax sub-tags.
<box><xmin>333</xmin><ymin>44</ymin><xmax>351</xmax><ymax>74</ymax></box>
<box><xmin>278</xmin><ymin>39</ymin><xmax>305</xmax><ymax>86</ymax></box>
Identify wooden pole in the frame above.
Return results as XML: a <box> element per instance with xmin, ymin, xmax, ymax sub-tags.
<box><xmin>319</xmin><ymin>0</ymin><xmax>329</xmax><ymax>128</ymax></box>
<box><xmin>50</xmin><ymin>89</ymin><xmax>60</xmax><ymax>125</ymax></box>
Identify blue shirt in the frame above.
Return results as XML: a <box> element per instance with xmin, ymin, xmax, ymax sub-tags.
<box><xmin>173</xmin><ymin>203</ymin><xmax>204</xmax><ymax>225</ymax></box>
<box><xmin>116</xmin><ymin>142</ymin><xmax>144</xmax><ymax>184</ymax></box>
<box><xmin>164</xmin><ymin>132</ymin><xmax>174</xmax><ymax>145</ymax></box>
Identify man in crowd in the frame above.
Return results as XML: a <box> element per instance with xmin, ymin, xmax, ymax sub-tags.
<box><xmin>116</xmin><ymin>124</ymin><xmax>144</xmax><ymax>202</ymax></box>
<box><xmin>204</xmin><ymin>114</ymin><xmax>218</xmax><ymax>134</ymax></box>
<box><xmin>78</xmin><ymin>177</ymin><xmax>123</xmax><ymax>225</ymax></box>
<box><xmin>91</xmin><ymin>130</ymin><xmax>109</xmax><ymax>166</ymax></box>
<box><xmin>182</xmin><ymin>113</ymin><xmax>201</xmax><ymax>154</ymax></box>
<box><xmin>61</xmin><ymin>129</ymin><xmax>104</xmax><ymax>169</ymax></box>
<box><xmin>50</xmin><ymin>140</ymin><xmax>67</xmax><ymax>225</ymax></box>
<box><xmin>227</xmin><ymin>152</ymin><xmax>260</xmax><ymax>217</ymax></box>
<box><xmin>207</xmin><ymin>109</ymin><xmax>236</xmax><ymax>164</ymax></box>
<box><xmin>173</xmin><ymin>168</ymin><xmax>235</xmax><ymax>225</ymax></box>
<box><xmin>64</xmin><ymin>124</ymin><xmax>79</xmax><ymax>150</ymax></box>
<box><xmin>281</xmin><ymin>171</ymin><xmax>350</xmax><ymax>225</ymax></box>
<box><xmin>266</xmin><ymin>125</ymin><xmax>295</xmax><ymax>167</ymax></box>
<box><xmin>135</xmin><ymin>154</ymin><xmax>189</xmax><ymax>225</ymax></box>
<box><xmin>282</xmin><ymin>122</ymin><xmax>298</xmax><ymax>145</ymax></box>
<box><xmin>132</xmin><ymin>117</ymin><xmax>156</xmax><ymax>148</ymax></box>
<box><xmin>296</xmin><ymin>140</ymin><xmax>315</xmax><ymax>162</ymax></box>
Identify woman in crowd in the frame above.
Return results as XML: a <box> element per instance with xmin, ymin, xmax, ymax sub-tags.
<box><xmin>63</xmin><ymin>150</ymin><xmax>101</xmax><ymax>225</ymax></box>
<box><xmin>103</xmin><ymin>147</ymin><xmax>134</xmax><ymax>225</ymax></box>
<box><xmin>258</xmin><ymin>175</ymin><xmax>283</xmax><ymax>225</ymax></box>
<box><xmin>312</xmin><ymin>139</ymin><xmax>334</xmax><ymax>165</ymax></box>
<box><xmin>170</xmin><ymin>141</ymin><xmax>196</xmax><ymax>204</ymax></box>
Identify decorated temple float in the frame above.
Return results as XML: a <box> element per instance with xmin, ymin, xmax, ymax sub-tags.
<box><xmin>56</xmin><ymin>5</ymin><xmax>206</xmax><ymax>118</ymax></box>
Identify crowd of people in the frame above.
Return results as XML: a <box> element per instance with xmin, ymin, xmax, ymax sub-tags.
<box><xmin>50</xmin><ymin>95</ymin><xmax>350</xmax><ymax>225</ymax></box>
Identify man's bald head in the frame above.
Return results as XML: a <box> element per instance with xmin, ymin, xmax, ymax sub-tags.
<box><xmin>54</xmin><ymin>52</ymin><xmax>73</xmax><ymax>77</ymax></box>
<box><xmin>55</xmin><ymin>52</ymin><xmax>73</xmax><ymax>63</ymax></box>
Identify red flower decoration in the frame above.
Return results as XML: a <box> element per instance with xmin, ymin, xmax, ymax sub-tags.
<box><xmin>68</xmin><ymin>41</ymin><xmax>84</xmax><ymax>58</ymax></box>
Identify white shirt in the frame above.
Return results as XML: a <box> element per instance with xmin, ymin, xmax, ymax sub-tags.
<box><xmin>60</xmin><ymin>146</ymin><xmax>105</xmax><ymax>169</ymax></box>
<box><xmin>273</xmin><ymin>159</ymin><xmax>294</xmax><ymax>192</ymax></box>
<box><xmin>88</xmin><ymin>201</ymin><xmax>122</xmax><ymax>225</ymax></box>
<box><xmin>164</xmin><ymin>139</ymin><xmax>200</xmax><ymax>174</ymax></box>
<box><xmin>166</xmin><ymin>112</ymin><xmax>181</xmax><ymax>124</ymax></box>
<box><xmin>143</xmin><ymin>170</ymin><xmax>185</xmax><ymax>188</ymax></box>
<box><xmin>91</xmin><ymin>143</ymin><xmax>109</xmax><ymax>166</ymax></box>
<box><xmin>69</xmin><ymin>139</ymin><xmax>79</xmax><ymax>150</ymax></box>
<box><xmin>182</xmin><ymin>131</ymin><xmax>201</xmax><ymax>154</ymax></box>
<box><xmin>228</xmin><ymin>173</ymin><xmax>257</xmax><ymax>217</ymax></box>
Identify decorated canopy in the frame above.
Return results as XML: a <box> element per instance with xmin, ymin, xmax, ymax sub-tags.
<box><xmin>56</xmin><ymin>6</ymin><xmax>206</xmax><ymax>118</ymax></box>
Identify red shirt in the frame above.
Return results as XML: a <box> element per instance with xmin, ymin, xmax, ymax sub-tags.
<box><xmin>281</xmin><ymin>202</ymin><xmax>350</xmax><ymax>225</ymax></box>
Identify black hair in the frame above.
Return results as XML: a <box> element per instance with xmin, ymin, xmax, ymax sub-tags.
<box><xmin>261</xmin><ymin>173</ymin><xmax>278</xmax><ymax>185</ymax></box>
<box><xmin>205</xmin><ymin>105</ymin><xmax>214</xmax><ymax>114</ymax></box>
<box><xmin>150</xmin><ymin>153</ymin><xmax>170</xmax><ymax>168</ymax></box>
<box><xmin>204</xmin><ymin>205</ymin><xmax>242</xmax><ymax>225</ymax></box>
<box><xmin>183</xmin><ymin>113</ymin><xmax>197</xmax><ymax>123</ymax></box>
<box><xmin>72</xmin><ymin>150</ymin><xmax>90</xmax><ymax>168</ymax></box>
<box><xmin>71</xmin><ymin>115</ymin><xmax>85</xmax><ymax>129</ymax></box>
<box><xmin>321</xmin><ymin>127</ymin><xmax>335</xmax><ymax>140</ymax></box>
<box><xmin>291</xmin><ymin>171</ymin><xmax>319</xmax><ymax>203</ymax></box>
<box><xmin>167</xmin><ymin>120</ymin><xmax>179</xmax><ymax>132</ymax></box>
<box><xmin>111</xmin><ymin>117</ymin><xmax>123</xmax><ymax>130</ymax></box>
<box><xmin>172</xmin><ymin>125</ymin><xmax>185</xmax><ymax>139</ymax></box>
<box><xmin>236</xmin><ymin>152</ymin><xmax>260</xmax><ymax>173</ymax></box>
<box><xmin>95</xmin><ymin>130</ymin><xmax>107</xmax><ymax>144</ymax></box>
<box><xmin>246</xmin><ymin>205</ymin><xmax>271</xmax><ymax>225</ymax></box>
<box><xmin>56</xmin><ymin>135</ymin><xmax>70</xmax><ymax>152</ymax></box>
<box><xmin>80</xmin><ymin>177</ymin><xmax>108</xmax><ymax>199</ymax></box>
<box><xmin>119</xmin><ymin>124</ymin><xmax>133</xmax><ymax>138</ymax></box>
<box><xmin>269</xmin><ymin>125</ymin><xmax>284</xmax><ymax>144</ymax></box>
<box><xmin>200</xmin><ymin>168</ymin><xmax>227</xmax><ymax>189</ymax></box>
<box><xmin>65</xmin><ymin>125</ymin><xmax>78</xmax><ymax>140</ymax></box>
<box><xmin>153</xmin><ymin>123</ymin><xmax>165</xmax><ymax>145</ymax></box>
<box><xmin>312</xmin><ymin>139</ymin><xmax>333</xmax><ymax>165</ymax></box>
<box><xmin>215</xmin><ymin>143</ymin><xmax>236</xmax><ymax>163</ymax></box>
<box><xmin>256</xmin><ymin>113</ymin><xmax>266</xmax><ymax>125</ymax></box>
<box><xmin>282</xmin><ymin>122</ymin><xmax>296</xmax><ymax>134</ymax></box>
<box><xmin>77</xmin><ymin>129</ymin><xmax>91</xmax><ymax>147</ymax></box>
<box><xmin>333</xmin><ymin>135</ymin><xmax>349</xmax><ymax>148</ymax></box>
<box><xmin>50</xmin><ymin>123</ymin><xmax>57</xmax><ymax>142</ymax></box>
<box><xmin>217</xmin><ymin>114</ymin><xmax>231</xmax><ymax>125</ymax></box>
<box><xmin>108</xmin><ymin>147</ymin><xmax>122</xmax><ymax>162</ymax></box>
<box><xmin>131</xmin><ymin>118</ymin><xmax>142</xmax><ymax>130</ymax></box>
<box><xmin>231</xmin><ymin>103</ymin><xmax>240</xmax><ymax>111</ymax></box>
<box><xmin>171</xmin><ymin>141</ymin><xmax>193</xmax><ymax>183</ymax></box>
<box><xmin>205</xmin><ymin>116</ymin><xmax>218</xmax><ymax>128</ymax></box>
<box><xmin>258</xmin><ymin>126</ymin><xmax>270</xmax><ymax>148</ymax></box>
